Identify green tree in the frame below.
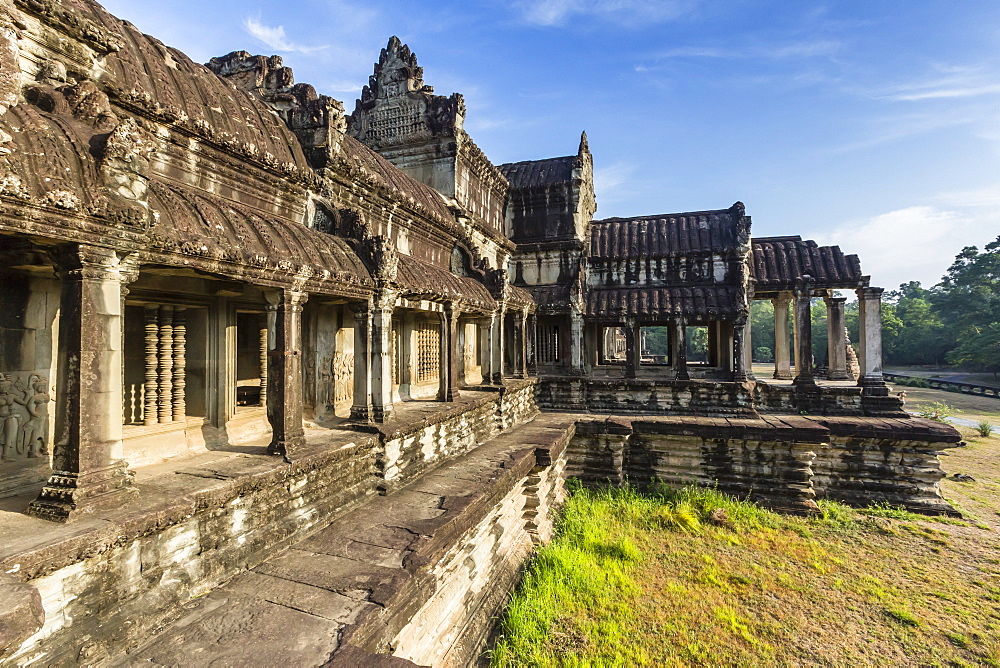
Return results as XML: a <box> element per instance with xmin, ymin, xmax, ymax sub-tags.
<box><xmin>947</xmin><ymin>323</ymin><xmax>1000</xmax><ymax>379</ymax></box>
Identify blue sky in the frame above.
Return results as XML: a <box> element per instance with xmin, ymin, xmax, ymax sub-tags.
<box><xmin>100</xmin><ymin>0</ymin><xmax>1000</xmax><ymax>292</ymax></box>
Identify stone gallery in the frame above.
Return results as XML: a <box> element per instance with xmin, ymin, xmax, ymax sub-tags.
<box><xmin>0</xmin><ymin>1</ymin><xmax>961</xmax><ymax>665</ymax></box>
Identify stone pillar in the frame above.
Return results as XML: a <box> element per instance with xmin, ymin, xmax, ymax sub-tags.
<box><xmin>733</xmin><ymin>319</ymin><xmax>748</xmax><ymax>381</ymax></box>
<box><xmin>172</xmin><ymin>307</ymin><xmax>186</xmax><ymax>421</ymax></box>
<box><xmin>511</xmin><ymin>312</ymin><xmax>525</xmax><ymax>380</ymax></box>
<box><xmin>480</xmin><ymin>315</ymin><xmax>494</xmax><ymax>385</ymax></box>
<box><xmin>143</xmin><ymin>305</ymin><xmax>160</xmax><ymax>426</ymax></box>
<box><xmin>370</xmin><ymin>293</ymin><xmax>394</xmax><ymax>422</ymax></box>
<box><xmin>825</xmin><ymin>296</ymin><xmax>849</xmax><ymax>380</ymax></box>
<box><xmin>624</xmin><ymin>317</ymin><xmax>639</xmax><ymax>378</ymax></box>
<box><xmin>491</xmin><ymin>306</ymin><xmax>506</xmax><ymax>384</ymax></box>
<box><xmin>265</xmin><ymin>289</ymin><xmax>308</xmax><ymax>458</ymax></box>
<box><xmin>349</xmin><ymin>301</ymin><xmax>373</xmax><ymax>421</ymax></box>
<box><xmin>772</xmin><ymin>294</ymin><xmax>792</xmax><ymax>380</ymax></box>
<box><xmin>792</xmin><ymin>287</ymin><xmax>815</xmax><ymax>386</ymax></box>
<box><xmin>439</xmin><ymin>303</ymin><xmax>460</xmax><ymax>402</ymax></box>
<box><xmin>258</xmin><ymin>320</ymin><xmax>268</xmax><ymax>408</ymax></box>
<box><xmin>673</xmin><ymin>319</ymin><xmax>689</xmax><ymax>381</ymax></box>
<box><xmin>27</xmin><ymin>245</ymin><xmax>137</xmax><ymax>522</ymax></box>
<box><xmin>519</xmin><ymin>308</ymin><xmax>529</xmax><ymax>378</ymax></box>
<box><xmin>527</xmin><ymin>312</ymin><xmax>537</xmax><ymax>375</ymax></box>
<box><xmin>569</xmin><ymin>310</ymin><xmax>584</xmax><ymax>373</ymax></box>
<box><xmin>857</xmin><ymin>287</ymin><xmax>885</xmax><ymax>385</ymax></box>
<box><xmin>742</xmin><ymin>317</ymin><xmax>755</xmax><ymax>381</ymax></box>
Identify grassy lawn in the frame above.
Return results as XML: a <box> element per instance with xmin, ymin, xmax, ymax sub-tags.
<box><xmin>491</xmin><ymin>428</ymin><xmax>1000</xmax><ymax>666</ymax></box>
<box><xmin>886</xmin><ymin>382</ymin><xmax>1000</xmax><ymax>428</ymax></box>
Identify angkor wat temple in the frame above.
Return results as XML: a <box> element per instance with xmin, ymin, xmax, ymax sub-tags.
<box><xmin>0</xmin><ymin>1</ymin><xmax>961</xmax><ymax>665</ymax></box>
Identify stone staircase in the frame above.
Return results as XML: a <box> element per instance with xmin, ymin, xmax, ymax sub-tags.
<box><xmin>113</xmin><ymin>414</ymin><xmax>576</xmax><ymax>668</ymax></box>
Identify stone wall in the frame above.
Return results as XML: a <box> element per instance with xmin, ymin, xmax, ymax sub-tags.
<box><xmin>567</xmin><ymin>415</ymin><xmax>961</xmax><ymax>516</ymax></box>
<box><xmin>2</xmin><ymin>382</ymin><xmax>541</xmax><ymax>665</ymax></box>
<box><xmin>538</xmin><ymin>377</ymin><xmax>757</xmax><ymax>416</ymax></box>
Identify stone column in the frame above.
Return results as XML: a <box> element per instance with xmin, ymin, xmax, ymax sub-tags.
<box><xmin>673</xmin><ymin>318</ymin><xmax>689</xmax><ymax>381</ymax></box>
<box><xmin>624</xmin><ymin>317</ymin><xmax>639</xmax><ymax>378</ymax></box>
<box><xmin>480</xmin><ymin>315</ymin><xmax>494</xmax><ymax>385</ymax></box>
<box><xmin>349</xmin><ymin>301</ymin><xmax>372</xmax><ymax>421</ymax></box>
<box><xmin>27</xmin><ymin>245</ymin><xmax>137</xmax><ymax>522</ymax></box>
<box><xmin>792</xmin><ymin>286</ymin><xmax>815</xmax><ymax>386</ymax></box>
<box><xmin>569</xmin><ymin>310</ymin><xmax>584</xmax><ymax>373</ymax></box>
<box><xmin>857</xmin><ymin>287</ymin><xmax>885</xmax><ymax>385</ymax></box>
<box><xmin>519</xmin><ymin>308</ymin><xmax>529</xmax><ymax>378</ymax></box>
<box><xmin>439</xmin><ymin>303</ymin><xmax>460</xmax><ymax>402</ymax></box>
<box><xmin>733</xmin><ymin>319</ymin><xmax>748</xmax><ymax>382</ymax></box>
<box><xmin>527</xmin><ymin>311</ymin><xmax>537</xmax><ymax>375</ymax></box>
<box><xmin>511</xmin><ymin>312</ymin><xmax>525</xmax><ymax>380</ymax></box>
<box><xmin>265</xmin><ymin>289</ymin><xmax>308</xmax><ymax>458</ymax></box>
<box><xmin>772</xmin><ymin>294</ymin><xmax>792</xmax><ymax>380</ymax></box>
<box><xmin>491</xmin><ymin>306</ymin><xmax>506</xmax><ymax>384</ymax></box>
<box><xmin>742</xmin><ymin>317</ymin><xmax>755</xmax><ymax>381</ymax></box>
<box><xmin>172</xmin><ymin>307</ymin><xmax>186</xmax><ymax>421</ymax></box>
<box><xmin>370</xmin><ymin>293</ymin><xmax>394</xmax><ymax>422</ymax></box>
<box><xmin>825</xmin><ymin>296</ymin><xmax>849</xmax><ymax>380</ymax></box>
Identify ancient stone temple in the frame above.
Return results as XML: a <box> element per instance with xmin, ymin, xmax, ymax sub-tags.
<box><xmin>0</xmin><ymin>2</ymin><xmax>961</xmax><ymax>665</ymax></box>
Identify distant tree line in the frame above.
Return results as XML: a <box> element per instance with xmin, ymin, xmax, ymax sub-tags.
<box><xmin>750</xmin><ymin>235</ymin><xmax>1000</xmax><ymax>378</ymax></box>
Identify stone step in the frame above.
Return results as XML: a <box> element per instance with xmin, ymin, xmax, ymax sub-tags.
<box><xmin>113</xmin><ymin>413</ymin><xmax>575</xmax><ymax>667</ymax></box>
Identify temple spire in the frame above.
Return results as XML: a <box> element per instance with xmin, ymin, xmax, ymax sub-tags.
<box><xmin>579</xmin><ymin>130</ymin><xmax>590</xmax><ymax>156</ymax></box>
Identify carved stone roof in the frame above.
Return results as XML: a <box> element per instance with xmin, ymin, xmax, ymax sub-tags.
<box><xmin>586</xmin><ymin>285</ymin><xmax>742</xmax><ymax>320</ymax></box>
<box><xmin>147</xmin><ymin>180</ymin><xmax>372</xmax><ymax>288</ymax></box>
<box><xmin>50</xmin><ymin>0</ymin><xmax>313</xmax><ymax>171</ymax></box>
<box><xmin>396</xmin><ymin>254</ymin><xmax>495</xmax><ymax>311</ymax></box>
<box><xmin>751</xmin><ymin>236</ymin><xmax>863</xmax><ymax>290</ymax></box>
<box><xmin>338</xmin><ymin>135</ymin><xmax>455</xmax><ymax>223</ymax></box>
<box><xmin>523</xmin><ymin>284</ymin><xmax>573</xmax><ymax>314</ymax></box>
<box><xmin>499</xmin><ymin>156</ymin><xmax>577</xmax><ymax>190</ymax></box>
<box><xmin>591</xmin><ymin>206</ymin><xmax>746</xmax><ymax>259</ymax></box>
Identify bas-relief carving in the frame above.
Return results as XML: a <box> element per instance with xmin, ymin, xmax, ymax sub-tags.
<box><xmin>332</xmin><ymin>352</ymin><xmax>354</xmax><ymax>405</ymax></box>
<box><xmin>0</xmin><ymin>372</ymin><xmax>50</xmax><ymax>462</ymax></box>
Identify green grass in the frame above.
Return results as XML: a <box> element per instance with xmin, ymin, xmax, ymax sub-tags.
<box><xmin>490</xmin><ymin>483</ymin><xmax>1000</xmax><ymax>667</ymax></box>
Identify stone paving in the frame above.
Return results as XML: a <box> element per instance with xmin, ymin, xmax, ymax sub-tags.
<box><xmin>113</xmin><ymin>413</ymin><xmax>576</xmax><ymax>667</ymax></box>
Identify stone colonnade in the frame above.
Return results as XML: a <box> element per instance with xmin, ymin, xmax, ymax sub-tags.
<box><xmin>768</xmin><ymin>287</ymin><xmax>883</xmax><ymax>387</ymax></box>
<box><xmin>21</xmin><ymin>244</ymin><xmax>528</xmax><ymax>522</ymax></box>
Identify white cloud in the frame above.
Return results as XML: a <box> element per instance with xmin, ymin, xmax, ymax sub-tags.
<box><xmin>243</xmin><ymin>15</ymin><xmax>328</xmax><ymax>53</ymax></box>
<box><xmin>812</xmin><ymin>206</ymin><xmax>994</xmax><ymax>290</ymax></box>
<box><xmin>513</xmin><ymin>0</ymin><xmax>693</xmax><ymax>27</ymax></box>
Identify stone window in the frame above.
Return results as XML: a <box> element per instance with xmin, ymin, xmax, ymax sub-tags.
<box><xmin>416</xmin><ymin>321</ymin><xmax>440</xmax><ymax>383</ymax></box>
<box><xmin>123</xmin><ymin>304</ymin><xmax>192</xmax><ymax>425</ymax></box>
<box><xmin>538</xmin><ymin>324</ymin><xmax>560</xmax><ymax>364</ymax></box>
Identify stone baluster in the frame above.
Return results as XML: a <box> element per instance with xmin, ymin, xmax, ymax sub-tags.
<box><xmin>258</xmin><ymin>321</ymin><xmax>268</xmax><ymax>408</ymax></box>
<box><xmin>265</xmin><ymin>289</ymin><xmax>308</xmax><ymax>457</ymax></box>
<box><xmin>172</xmin><ymin>307</ymin><xmax>186</xmax><ymax>421</ymax></box>
<box><xmin>772</xmin><ymin>294</ymin><xmax>793</xmax><ymax>380</ymax></box>
<box><xmin>27</xmin><ymin>244</ymin><xmax>137</xmax><ymax>521</ymax></box>
<box><xmin>157</xmin><ymin>305</ymin><xmax>174</xmax><ymax>423</ymax></box>
<box><xmin>143</xmin><ymin>304</ymin><xmax>160</xmax><ymax>426</ymax></box>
